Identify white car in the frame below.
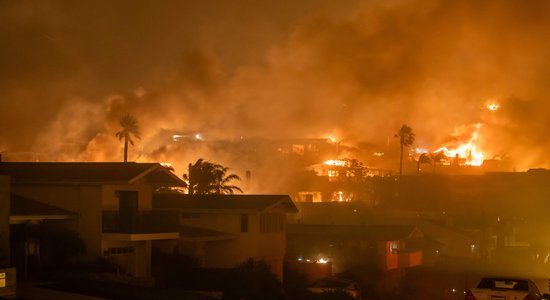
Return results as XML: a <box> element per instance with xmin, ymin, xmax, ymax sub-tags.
<box><xmin>465</xmin><ymin>277</ymin><xmax>550</xmax><ymax>300</ymax></box>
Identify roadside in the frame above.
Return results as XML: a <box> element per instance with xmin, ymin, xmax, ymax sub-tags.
<box><xmin>16</xmin><ymin>279</ymin><xmax>218</xmax><ymax>300</ymax></box>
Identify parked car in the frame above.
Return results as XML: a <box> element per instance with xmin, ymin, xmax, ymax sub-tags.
<box><xmin>308</xmin><ymin>277</ymin><xmax>361</xmax><ymax>299</ymax></box>
<box><xmin>465</xmin><ymin>277</ymin><xmax>550</xmax><ymax>300</ymax></box>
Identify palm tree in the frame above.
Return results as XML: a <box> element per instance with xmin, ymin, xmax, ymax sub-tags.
<box><xmin>395</xmin><ymin>124</ymin><xmax>415</xmax><ymax>178</ymax></box>
<box><xmin>184</xmin><ymin>159</ymin><xmax>214</xmax><ymax>195</ymax></box>
<box><xmin>183</xmin><ymin>159</ymin><xmax>243</xmax><ymax>195</ymax></box>
<box><xmin>211</xmin><ymin>165</ymin><xmax>243</xmax><ymax>194</ymax></box>
<box><xmin>115</xmin><ymin>114</ymin><xmax>141</xmax><ymax>162</ymax></box>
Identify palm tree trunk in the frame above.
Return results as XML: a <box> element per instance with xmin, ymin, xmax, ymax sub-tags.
<box><xmin>123</xmin><ymin>138</ymin><xmax>128</xmax><ymax>162</ymax></box>
<box><xmin>399</xmin><ymin>143</ymin><xmax>404</xmax><ymax>178</ymax></box>
<box><xmin>188</xmin><ymin>163</ymin><xmax>194</xmax><ymax>194</ymax></box>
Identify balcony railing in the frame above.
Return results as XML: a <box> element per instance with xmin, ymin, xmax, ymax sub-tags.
<box><xmin>102</xmin><ymin>210</ymin><xmax>179</xmax><ymax>234</ymax></box>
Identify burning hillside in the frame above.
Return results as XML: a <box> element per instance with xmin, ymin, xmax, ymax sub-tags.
<box><xmin>2</xmin><ymin>0</ymin><xmax>550</xmax><ymax>184</ymax></box>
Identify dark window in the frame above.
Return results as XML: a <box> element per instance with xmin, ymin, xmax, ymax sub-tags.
<box><xmin>117</xmin><ymin>191</ymin><xmax>139</xmax><ymax>232</ymax></box>
<box><xmin>240</xmin><ymin>214</ymin><xmax>248</xmax><ymax>232</ymax></box>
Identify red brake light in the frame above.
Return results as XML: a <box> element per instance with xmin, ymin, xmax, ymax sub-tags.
<box><xmin>464</xmin><ymin>290</ymin><xmax>477</xmax><ymax>300</ymax></box>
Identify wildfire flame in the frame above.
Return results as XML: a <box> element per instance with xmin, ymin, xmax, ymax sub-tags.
<box><xmin>434</xmin><ymin>124</ymin><xmax>484</xmax><ymax>166</ymax></box>
<box><xmin>323</xmin><ymin>159</ymin><xmax>346</xmax><ymax>167</ymax></box>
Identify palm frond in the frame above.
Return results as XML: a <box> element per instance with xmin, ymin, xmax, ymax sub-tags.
<box><xmin>183</xmin><ymin>158</ymin><xmax>243</xmax><ymax>195</ymax></box>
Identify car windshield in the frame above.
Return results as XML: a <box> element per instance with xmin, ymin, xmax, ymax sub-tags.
<box><xmin>477</xmin><ymin>278</ymin><xmax>528</xmax><ymax>291</ymax></box>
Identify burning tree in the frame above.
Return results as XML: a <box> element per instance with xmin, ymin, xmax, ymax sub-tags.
<box><xmin>395</xmin><ymin>124</ymin><xmax>415</xmax><ymax>178</ymax></box>
<box><xmin>115</xmin><ymin>114</ymin><xmax>141</xmax><ymax>162</ymax></box>
<box><xmin>183</xmin><ymin>158</ymin><xmax>243</xmax><ymax>195</ymax></box>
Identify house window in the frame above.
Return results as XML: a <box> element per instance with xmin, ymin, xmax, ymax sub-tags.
<box><xmin>260</xmin><ymin>213</ymin><xmax>284</xmax><ymax>233</ymax></box>
<box><xmin>240</xmin><ymin>214</ymin><xmax>248</xmax><ymax>232</ymax></box>
<box><xmin>389</xmin><ymin>241</ymin><xmax>399</xmax><ymax>254</ymax></box>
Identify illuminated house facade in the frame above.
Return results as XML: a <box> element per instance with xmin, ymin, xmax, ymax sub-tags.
<box><xmin>0</xmin><ymin>162</ymin><xmax>184</xmax><ymax>278</ymax></box>
<box><xmin>153</xmin><ymin>194</ymin><xmax>298</xmax><ymax>279</ymax></box>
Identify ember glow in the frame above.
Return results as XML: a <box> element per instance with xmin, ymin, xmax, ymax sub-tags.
<box><xmin>318</xmin><ymin>258</ymin><xmax>329</xmax><ymax>264</ymax></box>
<box><xmin>487</xmin><ymin>103</ymin><xmax>500</xmax><ymax>111</ymax></box>
<box><xmin>160</xmin><ymin>162</ymin><xmax>173</xmax><ymax>168</ymax></box>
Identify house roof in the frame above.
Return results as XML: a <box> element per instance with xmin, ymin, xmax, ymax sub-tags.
<box><xmin>10</xmin><ymin>193</ymin><xmax>77</xmax><ymax>216</ymax></box>
<box><xmin>153</xmin><ymin>194</ymin><xmax>299</xmax><ymax>213</ymax></box>
<box><xmin>179</xmin><ymin>225</ymin><xmax>236</xmax><ymax>242</ymax></box>
<box><xmin>0</xmin><ymin>162</ymin><xmax>184</xmax><ymax>186</ymax></box>
<box><xmin>10</xmin><ymin>193</ymin><xmax>77</xmax><ymax>223</ymax></box>
<box><xmin>287</xmin><ymin>224</ymin><xmax>423</xmax><ymax>241</ymax></box>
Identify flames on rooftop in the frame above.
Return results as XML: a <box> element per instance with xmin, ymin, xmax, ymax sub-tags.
<box><xmin>418</xmin><ymin>102</ymin><xmax>501</xmax><ymax>167</ymax></box>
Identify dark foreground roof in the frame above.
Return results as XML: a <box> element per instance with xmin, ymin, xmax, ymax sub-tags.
<box><xmin>10</xmin><ymin>194</ymin><xmax>77</xmax><ymax>217</ymax></box>
<box><xmin>0</xmin><ymin>162</ymin><xmax>184</xmax><ymax>186</ymax></box>
<box><xmin>287</xmin><ymin>224</ymin><xmax>422</xmax><ymax>241</ymax></box>
<box><xmin>153</xmin><ymin>193</ymin><xmax>298</xmax><ymax>213</ymax></box>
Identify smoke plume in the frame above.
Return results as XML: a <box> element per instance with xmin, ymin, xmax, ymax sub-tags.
<box><xmin>2</xmin><ymin>0</ymin><xmax>550</xmax><ymax>184</ymax></box>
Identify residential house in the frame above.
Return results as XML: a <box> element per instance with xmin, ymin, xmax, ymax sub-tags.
<box><xmin>286</xmin><ymin>224</ymin><xmax>423</xmax><ymax>275</ymax></box>
<box><xmin>153</xmin><ymin>194</ymin><xmax>299</xmax><ymax>279</ymax></box>
<box><xmin>0</xmin><ymin>176</ymin><xmax>9</xmax><ymax>267</ymax></box>
<box><xmin>0</xmin><ymin>162</ymin><xmax>184</xmax><ymax>278</ymax></box>
<box><xmin>0</xmin><ymin>176</ymin><xmax>16</xmax><ymax>299</ymax></box>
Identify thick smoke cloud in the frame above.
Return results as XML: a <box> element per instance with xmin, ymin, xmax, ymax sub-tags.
<box><xmin>2</xmin><ymin>0</ymin><xmax>550</xmax><ymax>177</ymax></box>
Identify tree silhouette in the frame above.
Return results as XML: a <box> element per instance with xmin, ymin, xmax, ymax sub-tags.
<box><xmin>416</xmin><ymin>153</ymin><xmax>431</xmax><ymax>175</ymax></box>
<box><xmin>115</xmin><ymin>114</ymin><xmax>141</xmax><ymax>162</ymax></box>
<box><xmin>183</xmin><ymin>158</ymin><xmax>243</xmax><ymax>195</ymax></box>
<box><xmin>340</xmin><ymin>158</ymin><xmax>368</xmax><ymax>201</ymax></box>
<box><xmin>429</xmin><ymin>151</ymin><xmax>445</xmax><ymax>173</ymax></box>
<box><xmin>395</xmin><ymin>124</ymin><xmax>415</xmax><ymax>178</ymax></box>
<box><xmin>223</xmin><ymin>258</ymin><xmax>285</xmax><ymax>300</ymax></box>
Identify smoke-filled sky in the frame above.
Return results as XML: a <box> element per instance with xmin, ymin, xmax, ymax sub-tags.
<box><xmin>2</xmin><ymin>0</ymin><xmax>550</xmax><ymax>173</ymax></box>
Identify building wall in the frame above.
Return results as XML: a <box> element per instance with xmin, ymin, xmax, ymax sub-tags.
<box><xmin>417</xmin><ymin>221</ymin><xmax>476</xmax><ymax>258</ymax></box>
<box><xmin>101</xmin><ymin>239</ymin><xmax>151</xmax><ymax>277</ymax></box>
<box><xmin>100</xmin><ymin>181</ymin><xmax>156</xmax><ymax>277</ymax></box>
<box><xmin>181</xmin><ymin>211</ymin><xmax>287</xmax><ymax>279</ymax></box>
<box><xmin>101</xmin><ymin>180</ymin><xmax>153</xmax><ymax>210</ymax></box>
<box><xmin>0</xmin><ymin>177</ymin><xmax>9</xmax><ymax>267</ymax></box>
<box><xmin>197</xmin><ymin>213</ymin><xmax>261</xmax><ymax>265</ymax></box>
<box><xmin>384</xmin><ymin>241</ymin><xmax>399</xmax><ymax>271</ymax></box>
